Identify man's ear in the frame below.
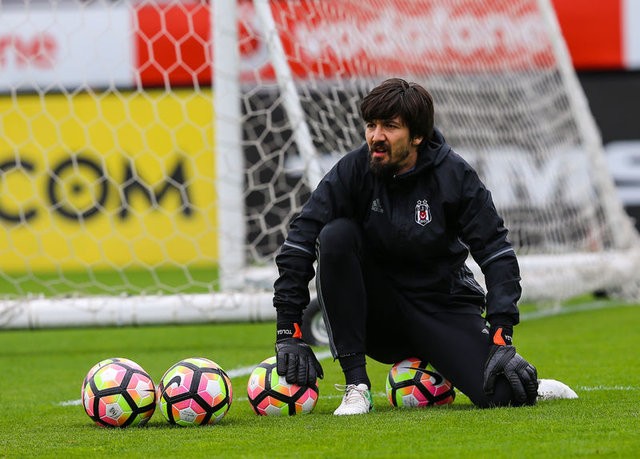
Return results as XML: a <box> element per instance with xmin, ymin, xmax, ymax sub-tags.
<box><xmin>412</xmin><ymin>136</ymin><xmax>423</xmax><ymax>146</ymax></box>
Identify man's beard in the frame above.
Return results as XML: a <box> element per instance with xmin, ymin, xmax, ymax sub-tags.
<box><xmin>369</xmin><ymin>146</ymin><xmax>411</xmax><ymax>178</ymax></box>
<box><xmin>369</xmin><ymin>158</ymin><xmax>399</xmax><ymax>178</ymax></box>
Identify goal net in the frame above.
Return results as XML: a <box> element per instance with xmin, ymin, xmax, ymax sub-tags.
<box><xmin>1</xmin><ymin>0</ymin><xmax>639</xmax><ymax>328</ymax></box>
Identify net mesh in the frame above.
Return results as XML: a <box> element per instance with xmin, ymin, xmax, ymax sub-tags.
<box><xmin>240</xmin><ymin>0</ymin><xmax>622</xmax><ymax>260</ymax></box>
<box><xmin>0</xmin><ymin>0</ymin><xmax>638</xmax><ymax>327</ymax></box>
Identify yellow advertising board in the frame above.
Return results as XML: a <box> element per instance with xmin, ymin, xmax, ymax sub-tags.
<box><xmin>0</xmin><ymin>90</ymin><xmax>217</xmax><ymax>271</ymax></box>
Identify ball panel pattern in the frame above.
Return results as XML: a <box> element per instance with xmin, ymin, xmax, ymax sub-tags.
<box><xmin>247</xmin><ymin>356</ymin><xmax>318</xmax><ymax>416</ymax></box>
<box><xmin>157</xmin><ymin>357</ymin><xmax>232</xmax><ymax>426</ymax></box>
<box><xmin>81</xmin><ymin>359</ymin><xmax>156</xmax><ymax>428</ymax></box>
<box><xmin>386</xmin><ymin>357</ymin><xmax>455</xmax><ymax>408</ymax></box>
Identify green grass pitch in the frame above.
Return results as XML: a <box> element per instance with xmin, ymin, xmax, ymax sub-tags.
<box><xmin>0</xmin><ymin>301</ymin><xmax>638</xmax><ymax>458</ymax></box>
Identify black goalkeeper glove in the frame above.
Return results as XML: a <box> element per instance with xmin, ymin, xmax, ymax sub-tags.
<box><xmin>275</xmin><ymin>321</ymin><xmax>324</xmax><ymax>387</ymax></box>
<box><xmin>483</xmin><ymin>325</ymin><xmax>538</xmax><ymax>406</ymax></box>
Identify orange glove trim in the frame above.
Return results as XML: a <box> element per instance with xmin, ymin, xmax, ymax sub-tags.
<box><xmin>293</xmin><ymin>322</ymin><xmax>303</xmax><ymax>339</ymax></box>
<box><xmin>493</xmin><ymin>327</ymin><xmax>506</xmax><ymax>346</ymax></box>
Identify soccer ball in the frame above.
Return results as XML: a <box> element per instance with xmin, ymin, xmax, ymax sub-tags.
<box><xmin>156</xmin><ymin>357</ymin><xmax>232</xmax><ymax>426</ymax></box>
<box><xmin>82</xmin><ymin>357</ymin><xmax>145</xmax><ymax>386</ymax></box>
<box><xmin>247</xmin><ymin>356</ymin><xmax>319</xmax><ymax>416</ymax></box>
<box><xmin>386</xmin><ymin>357</ymin><xmax>455</xmax><ymax>407</ymax></box>
<box><xmin>81</xmin><ymin>357</ymin><xmax>156</xmax><ymax>427</ymax></box>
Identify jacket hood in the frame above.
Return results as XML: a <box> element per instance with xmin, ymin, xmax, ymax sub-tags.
<box><xmin>415</xmin><ymin>127</ymin><xmax>451</xmax><ymax>171</ymax></box>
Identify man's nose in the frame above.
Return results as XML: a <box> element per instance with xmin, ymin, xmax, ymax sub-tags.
<box><xmin>370</xmin><ymin>125</ymin><xmax>385</xmax><ymax>141</ymax></box>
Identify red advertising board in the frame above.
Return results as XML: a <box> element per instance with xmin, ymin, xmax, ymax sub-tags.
<box><xmin>551</xmin><ymin>0</ymin><xmax>624</xmax><ymax>69</ymax></box>
<box><xmin>136</xmin><ymin>3</ymin><xmax>212</xmax><ymax>87</ymax></box>
<box><xmin>0</xmin><ymin>0</ymin><xmax>637</xmax><ymax>92</ymax></box>
<box><xmin>134</xmin><ymin>0</ymin><xmax>557</xmax><ymax>87</ymax></box>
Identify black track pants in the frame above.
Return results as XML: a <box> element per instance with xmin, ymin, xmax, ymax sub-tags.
<box><xmin>316</xmin><ymin>218</ymin><xmax>513</xmax><ymax>408</ymax></box>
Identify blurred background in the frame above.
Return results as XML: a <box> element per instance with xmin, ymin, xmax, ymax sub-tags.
<box><xmin>1</xmin><ymin>0</ymin><xmax>639</xmax><ymax>327</ymax></box>
<box><xmin>556</xmin><ymin>0</ymin><xmax>640</xmax><ymax>228</ymax></box>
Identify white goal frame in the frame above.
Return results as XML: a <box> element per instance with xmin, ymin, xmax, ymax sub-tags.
<box><xmin>2</xmin><ymin>0</ymin><xmax>640</xmax><ymax>329</ymax></box>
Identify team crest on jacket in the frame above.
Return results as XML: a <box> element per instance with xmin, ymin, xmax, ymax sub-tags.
<box><xmin>415</xmin><ymin>200</ymin><xmax>431</xmax><ymax>226</ymax></box>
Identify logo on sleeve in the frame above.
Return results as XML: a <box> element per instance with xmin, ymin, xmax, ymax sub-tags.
<box><xmin>415</xmin><ymin>199</ymin><xmax>431</xmax><ymax>226</ymax></box>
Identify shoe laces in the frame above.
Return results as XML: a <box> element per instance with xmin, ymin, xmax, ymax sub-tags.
<box><xmin>335</xmin><ymin>383</ymin><xmax>369</xmax><ymax>404</ymax></box>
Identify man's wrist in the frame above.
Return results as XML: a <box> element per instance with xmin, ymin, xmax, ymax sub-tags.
<box><xmin>490</xmin><ymin>324</ymin><xmax>513</xmax><ymax>346</ymax></box>
<box><xmin>276</xmin><ymin>307</ymin><xmax>303</xmax><ymax>341</ymax></box>
<box><xmin>276</xmin><ymin>321</ymin><xmax>303</xmax><ymax>341</ymax></box>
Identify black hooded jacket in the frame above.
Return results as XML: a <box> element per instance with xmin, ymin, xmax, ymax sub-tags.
<box><xmin>273</xmin><ymin>129</ymin><xmax>521</xmax><ymax>328</ymax></box>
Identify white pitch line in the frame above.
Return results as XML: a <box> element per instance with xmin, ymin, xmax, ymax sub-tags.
<box><xmin>58</xmin><ymin>382</ymin><xmax>638</xmax><ymax>407</ymax></box>
<box><xmin>60</xmin><ymin>399</ymin><xmax>82</xmax><ymax>406</ymax></box>
<box><xmin>59</xmin><ymin>350</ymin><xmax>334</xmax><ymax>407</ymax></box>
<box><xmin>577</xmin><ymin>385</ymin><xmax>639</xmax><ymax>391</ymax></box>
<box><xmin>60</xmin><ymin>343</ymin><xmax>639</xmax><ymax>407</ymax></box>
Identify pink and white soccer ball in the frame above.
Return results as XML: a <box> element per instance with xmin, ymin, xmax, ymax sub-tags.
<box><xmin>156</xmin><ymin>357</ymin><xmax>233</xmax><ymax>426</ymax></box>
<box><xmin>386</xmin><ymin>357</ymin><xmax>455</xmax><ymax>407</ymax></box>
<box><xmin>247</xmin><ymin>356</ymin><xmax>319</xmax><ymax>416</ymax></box>
<box><xmin>81</xmin><ymin>357</ymin><xmax>156</xmax><ymax>427</ymax></box>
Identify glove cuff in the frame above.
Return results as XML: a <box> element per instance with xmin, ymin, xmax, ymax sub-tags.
<box><xmin>490</xmin><ymin>324</ymin><xmax>513</xmax><ymax>346</ymax></box>
<box><xmin>276</xmin><ymin>320</ymin><xmax>303</xmax><ymax>342</ymax></box>
<box><xmin>276</xmin><ymin>307</ymin><xmax>303</xmax><ymax>341</ymax></box>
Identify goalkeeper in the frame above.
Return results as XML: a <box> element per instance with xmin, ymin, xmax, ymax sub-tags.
<box><xmin>273</xmin><ymin>78</ymin><xmax>575</xmax><ymax>415</ymax></box>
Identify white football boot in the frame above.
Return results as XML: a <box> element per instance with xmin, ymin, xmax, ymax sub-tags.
<box><xmin>537</xmin><ymin>379</ymin><xmax>578</xmax><ymax>401</ymax></box>
<box><xmin>333</xmin><ymin>383</ymin><xmax>373</xmax><ymax>415</ymax></box>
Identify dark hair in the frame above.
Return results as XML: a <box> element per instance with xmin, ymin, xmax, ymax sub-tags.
<box><xmin>360</xmin><ymin>78</ymin><xmax>434</xmax><ymax>143</ymax></box>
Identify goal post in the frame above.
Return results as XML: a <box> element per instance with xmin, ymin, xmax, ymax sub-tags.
<box><xmin>213</xmin><ymin>0</ymin><xmax>246</xmax><ymax>291</ymax></box>
<box><xmin>1</xmin><ymin>0</ymin><xmax>639</xmax><ymax>329</ymax></box>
